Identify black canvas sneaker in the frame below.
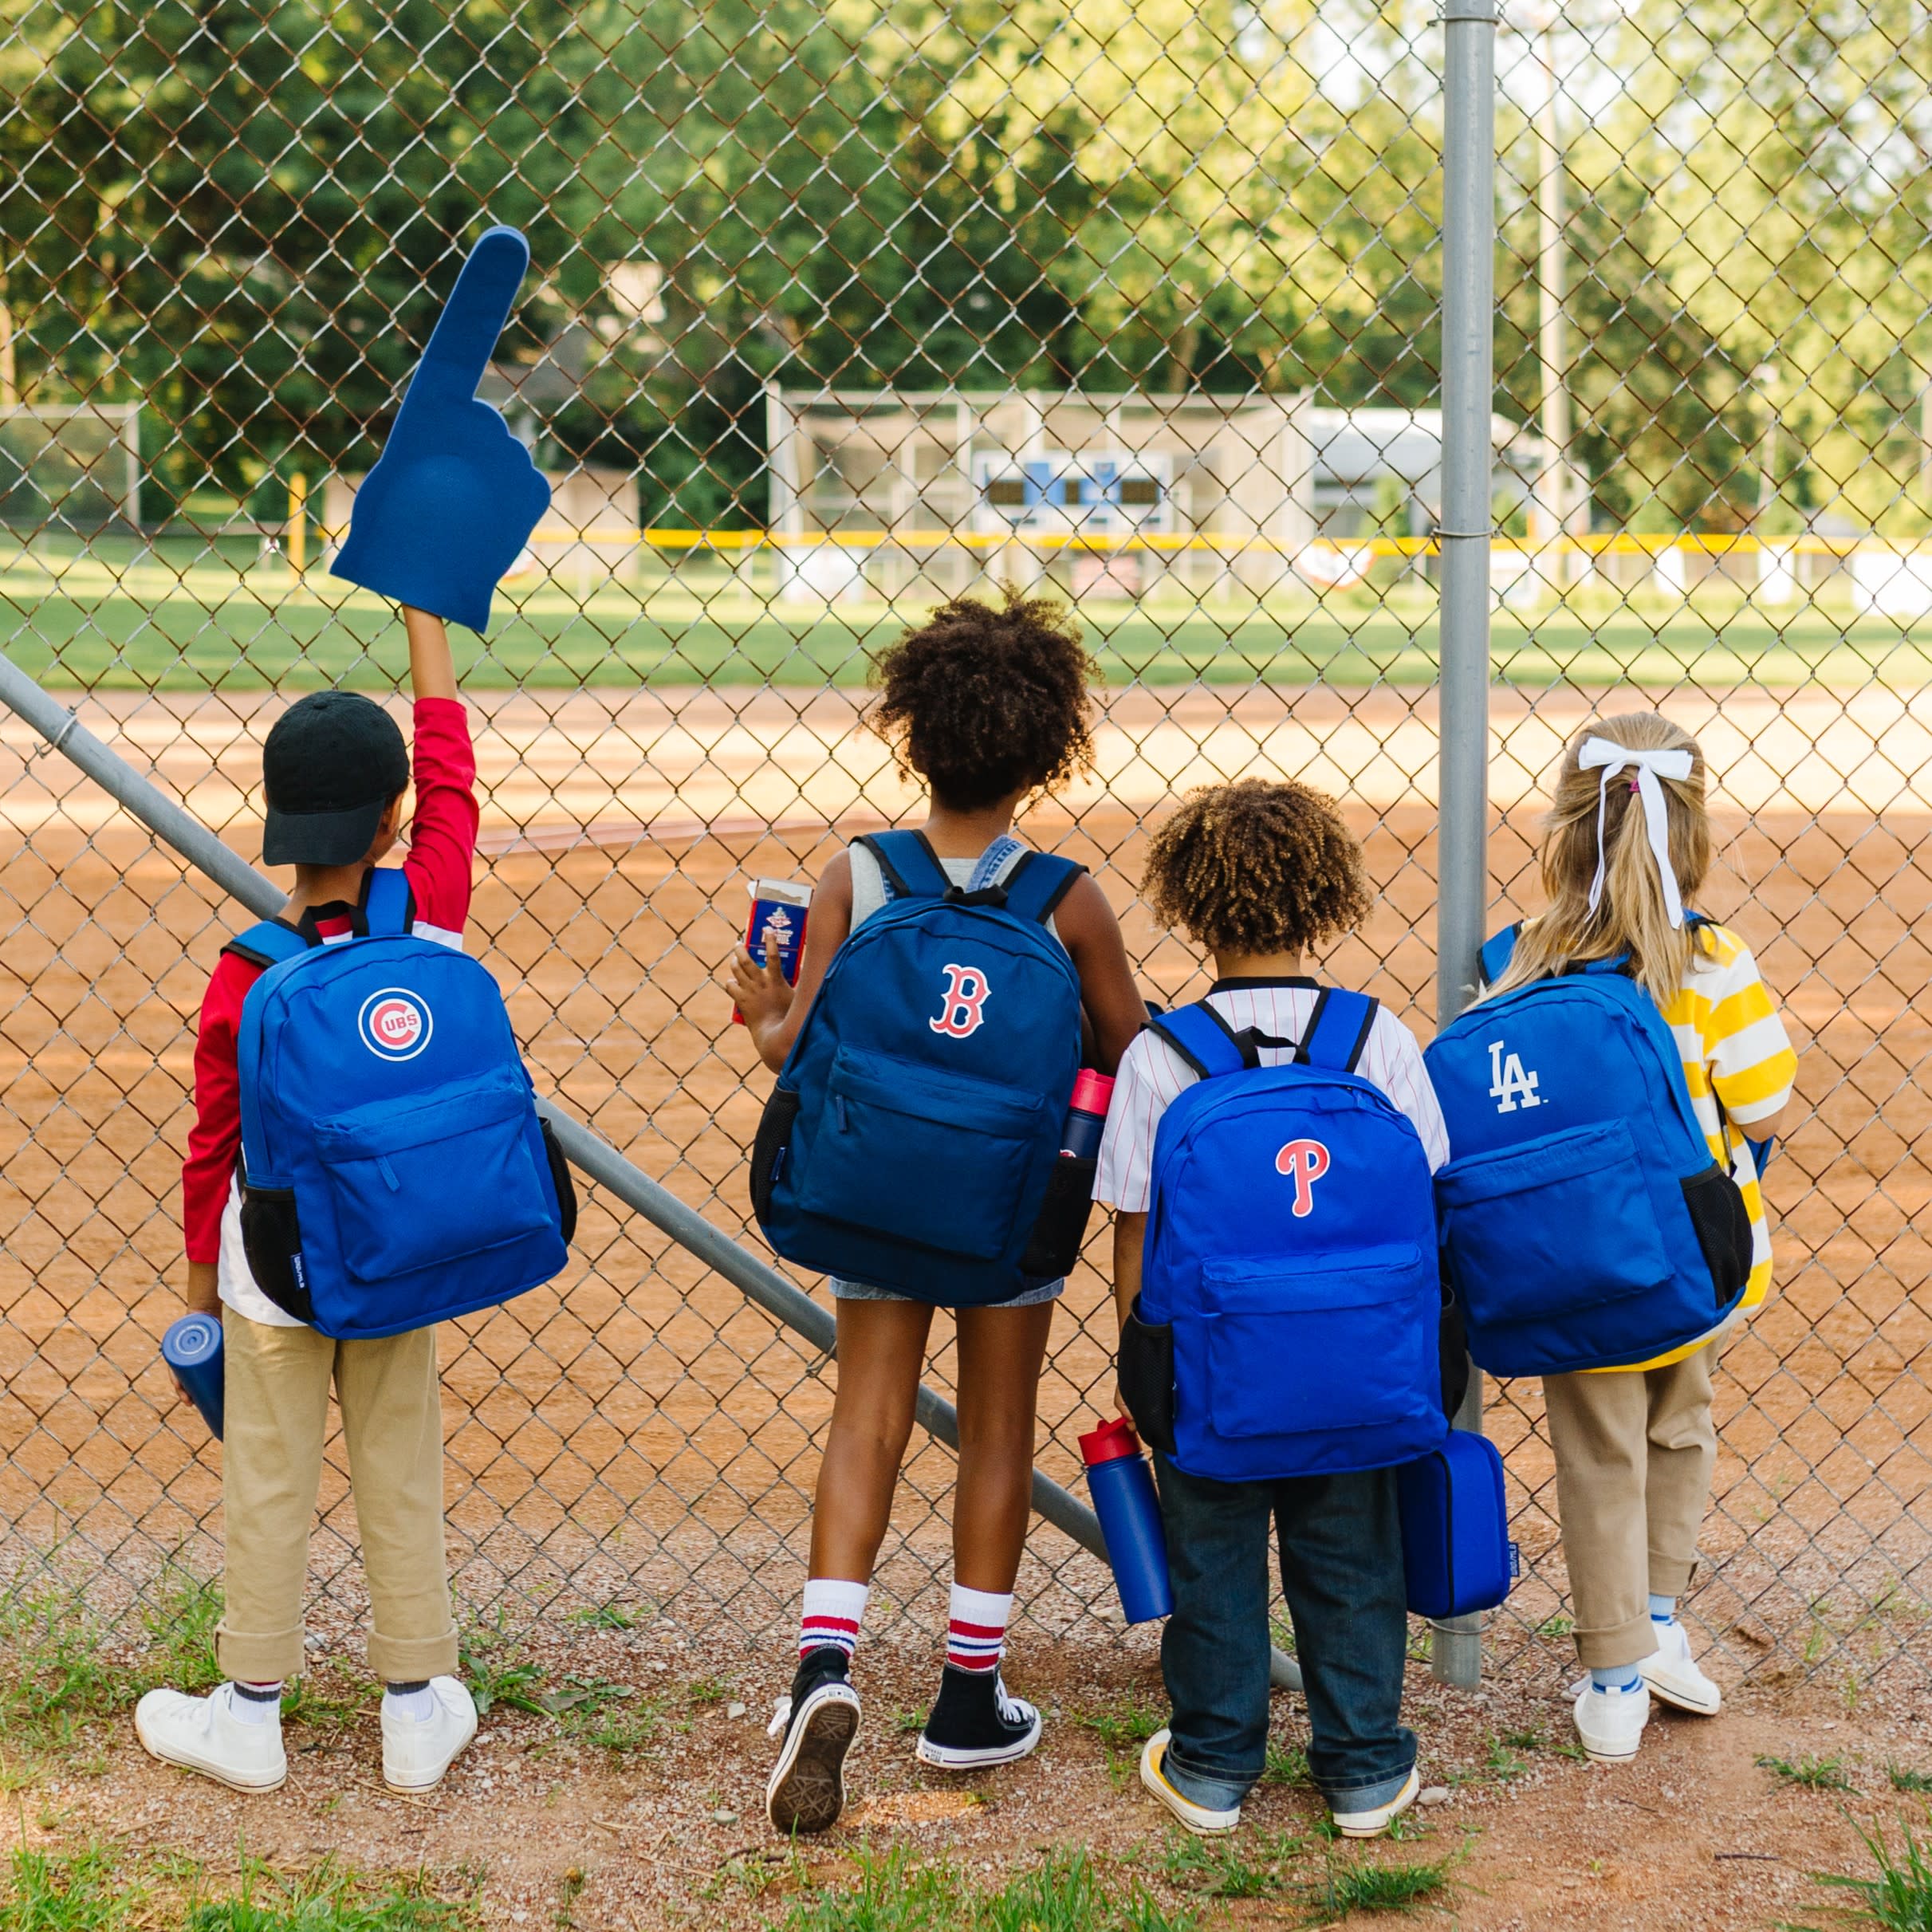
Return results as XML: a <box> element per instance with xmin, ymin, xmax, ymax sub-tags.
<box><xmin>915</xmin><ymin>1664</ymin><xmax>1043</xmax><ymax>1769</ymax></box>
<box><xmin>765</xmin><ymin>1646</ymin><xmax>861</xmax><ymax>1833</ymax></box>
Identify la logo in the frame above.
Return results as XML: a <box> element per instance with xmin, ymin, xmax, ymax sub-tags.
<box><xmin>1487</xmin><ymin>1039</ymin><xmax>1542</xmax><ymax>1112</ymax></box>
<box><xmin>930</xmin><ymin>962</ymin><xmax>991</xmax><ymax>1038</ymax></box>
<box><xmin>1275</xmin><ymin>1138</ymin><xmax>1332</xmax><ymax>1218</ymax></box>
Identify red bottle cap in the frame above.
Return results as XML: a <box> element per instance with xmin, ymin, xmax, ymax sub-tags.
<box><xmin>1079</xmin><ymin>1415</ymin><xmax>1143</xmax><ymax>1466</ymax></box>
<box><xmin>1071</xmin><ymin>1068</ymin><xmax>1116</xmax><ymax>1115</ymax></box>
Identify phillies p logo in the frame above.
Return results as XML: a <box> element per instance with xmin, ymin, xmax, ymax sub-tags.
<box><xmin>1274</xmin><ymin>1138</ymin><xmax>1332</xmax><ymax>1217</ymax></box>
<box><xmin>930</xmin><ymin>963</ymin><xmax>991</xmax><ymax>1038</ymax></box>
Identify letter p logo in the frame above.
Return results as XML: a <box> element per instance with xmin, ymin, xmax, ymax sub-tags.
<box><xmin>1274</xmin><ymin>1138</ymin><xmax>1332</xmax><ymax>1218</ymax></box>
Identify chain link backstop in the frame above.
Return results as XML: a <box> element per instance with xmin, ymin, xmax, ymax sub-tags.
<box><xmin>0</xmin><ymin>0</ymin><xmax>1926</xmax><ymax>1694</ymax></box>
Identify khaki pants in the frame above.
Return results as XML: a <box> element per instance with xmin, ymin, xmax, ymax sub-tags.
<box><xmin>216</xmin><ymin>1312</ymin><xmax>458</xmax><ymax>1684</ymax></box>
<box><xmin>1541</xmin><ymin>1344</ymin><xmax>1716</xmax><ymax>1670</ymax></box>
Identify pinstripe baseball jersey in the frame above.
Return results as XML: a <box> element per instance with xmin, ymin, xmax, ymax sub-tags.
<box><xmin>1094</xmin><ymin>978</ymin><xmax>1450</xmax><ymax>1214</ymax></box>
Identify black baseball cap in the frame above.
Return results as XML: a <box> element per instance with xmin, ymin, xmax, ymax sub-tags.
<box><xmin>261</xmin><ymin>691</ymin><xmax>410</xmax><ymax>867</ymax></box>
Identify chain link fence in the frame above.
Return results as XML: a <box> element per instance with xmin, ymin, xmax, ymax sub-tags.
<box><xmin>0</xmin><ymin>0</ymin><xmax>1925</xmax><ymax>1694</ymax></box>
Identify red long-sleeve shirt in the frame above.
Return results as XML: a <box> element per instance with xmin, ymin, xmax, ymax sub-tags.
<box><xmin>181</xmin><ymin>698</ymin><xmax>480</xmax><ymax>1264</ymax></box>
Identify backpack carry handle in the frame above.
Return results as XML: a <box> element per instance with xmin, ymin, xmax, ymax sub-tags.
<box><xmin>859</xmin><ymin>830</ymin><xmax>1084</xmax><ymax>927</ymax></box>
<box><xmin>1152</xmin><ymin>988</ymin><xmax>1378</xmax><ymax>1083</ymax></box>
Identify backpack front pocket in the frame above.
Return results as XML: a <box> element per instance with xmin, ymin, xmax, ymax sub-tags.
<box><xmin>315</xmin><ymin>1072</ymin><xmax>553</xmax><ymax>1282</ymax></box>
<box><xmin>795</xmin><ymin>1045</ymin><xmax>1049</xmax><ymax>1260</ymax></box>
<box><xmin>1198</xmin><ymin>1244</ymin><xmax>1430</xmax><ymax>1438</ymax></box>
<box><xmin>1436</xmin><ymin>1118</ymin><xmax>1670</xmax><ymax>1329</ymax></box>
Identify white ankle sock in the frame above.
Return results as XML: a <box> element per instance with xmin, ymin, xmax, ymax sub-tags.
<box><xmin>230</xmin><ymin>1680</ymin><xmax>282</xmax><ymax>1725</ymax></box>
<box><xmin>800</xmin><ymin>1577</ymin><xmax>869</xmax><ymax>1659</ymax></box>
<box><xmin>1648</xmin><ymin>1593</ymin><xmax>1678</xmax><ymax>1624</ymax></box>
<box><xmin>946</xmin><ymin>1583</ymin><xmax>1013</xmax><ymax>1674</ymax></box>
<box><xmin>384</xmin><ymin>1681</ymin><xmax>435</xmax><ymax>1722</ymax></box>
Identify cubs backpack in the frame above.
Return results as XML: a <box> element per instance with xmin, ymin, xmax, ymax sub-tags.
<box><xmin>1421</xmin><ymin>923</ymin><xmax>1753</xmax><ymax>1378</ymax></box>
<box><xmin>750</xmin><ymin>832</ymin><xmax>1088</xmax><ymax>1306</ymax></box>
<box><xmin>1124</xmin><ymin>990</ymin><xmax>1446</xmax><ymax>1483</ymax></box>
<box><xmin>232</xmin><ymin>868</ymin><xmax>575</xmax><ymax>1340</ymax></box>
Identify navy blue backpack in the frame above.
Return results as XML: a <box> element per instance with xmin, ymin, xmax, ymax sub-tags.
<box><xmin>750</xmin><ymin>832</ymin><xmax>1088</xmax><ymax>1306</ymax></box>
<box><xmin>233</xmin><ymin>868</ymin><xmax>574</xmax><ymax>1339</ymax></box>
<box><xmin>1122</xmin><ymin>991</ymin><xmax>1447</xmax><ymax>1483</ymax></box>
<box><xmin>1422</xmin><ymin>923</ymin><xmax>1753</xmax><ymax>1377</ymax></box>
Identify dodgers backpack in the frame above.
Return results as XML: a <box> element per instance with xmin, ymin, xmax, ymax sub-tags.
<box><xmin>750</xmin><ymin>832</ymin><xmax>1086</xmax><ymax>1306</ymax></box>
<box><xmin>1422</xmin><ymin>923</ymin><xmax>1753</xmax><ymax>1377</ymax></box>
<box><xmin>1127</xmin><ymin>991</ymin><xmax>1446</xmax><ymax>1483</ymax></box>
<box><xmin>233</xmin><ymin>868</ymin><xmax>575</xmax><ymax>1340</ymax></box>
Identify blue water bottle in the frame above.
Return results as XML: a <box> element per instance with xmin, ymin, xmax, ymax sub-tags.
<box><xmin>1079</xmin><ymin>1416</ymin><xmax>1173</xmax><ymax>1623</ymax></box>
<box><xmin>163</xmin><ymin>1312</ymin><xmax>225</xmax><ymax>1441</ymax></box>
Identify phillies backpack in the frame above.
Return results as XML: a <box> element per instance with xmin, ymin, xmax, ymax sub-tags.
<box><xmin>232</xmin><ymin>868</ymin><xmax>575</xmax><ymax>1340</ymax></box>
<box><xmin>750</xmin><ymin>832</ymin><xmax>1086</xmax><ymax>1306</ymax></box>
<box><xmin>1422</xmin><ymin>923</ymin><xmax>1753</xmax><ymax>1377</ymax></box>
<box><xmin>1128</xmin><ymin>990</ymin><xmax>1446</xmax><ymax>1482</ymax></box>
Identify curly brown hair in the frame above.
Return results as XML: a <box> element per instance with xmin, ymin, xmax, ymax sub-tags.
<box><xmin>868</xmin><ymin>593</ymin><xmax>1098</xmax><ymax>811</ymax></box>
<box><xmin>1141</xmin><ymin>777</ymin><xmax>1371</xmax><ymax>958</ymax></box>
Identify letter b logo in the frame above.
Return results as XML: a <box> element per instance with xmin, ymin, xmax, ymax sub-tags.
<box><xmin>930</xmin><ymin>963</ymin><xmax>991</xmax><ymax>1038</ymax></box>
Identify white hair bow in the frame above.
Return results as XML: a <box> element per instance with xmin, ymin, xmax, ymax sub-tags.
<box><xmin>1576</xmin><ymin>735</ymin><xmax>1694</xmax><ymax>930</ymax></box>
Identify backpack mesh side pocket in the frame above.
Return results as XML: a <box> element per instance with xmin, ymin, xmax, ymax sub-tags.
<box><xmin>1119</xmin><ymin>1297</ymin><xmax>1175</xmax><ymax>1456</ymax></box>
<box><xmin>1681</xmin><ymin>1164</ymin><xmax>1753</xmax><ymax>1306</ymax></box>
<box><xmin>750</xmin><ymin>1087</ymin><xmax>801</xmax><ymax>1225</ymax></box>
<box><xmin>240</xmin><ymin>1186</ymin><xmax>312</xmax><ymax>1323</ymax></box>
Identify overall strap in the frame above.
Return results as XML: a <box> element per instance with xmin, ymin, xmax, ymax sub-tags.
<box><xmin>1295</xmin><ymin>987</ymin><xmax>1379</xmax><ymax>1072</ymax></box>
<box><xmin>857</xmin><ymin>829</ymin><xmax>952</xmax><ymax>901</ymax></box>
<box><xmin>1148</xmin><ymin>1001</ymin><xmax>1254</xmax><ymax>1080</ymax></box>
<box><xmin>997</xmin><ymin>851</ymin><xmax>1085</xmax><ymax>927</ymax></box>
<box><xmin>223</xmin><ymin>919</ymin><xmax>309</xmax><ymax>971</ymax></box>
<box><xmin>362</xmin><ymin>865</ymin><xmax>414</xmax><ymax>935</ymax></box>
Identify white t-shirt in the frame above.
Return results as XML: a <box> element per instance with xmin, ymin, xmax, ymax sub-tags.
<box><xmin>1094</xmin><ymin>979</ymin><xmax>1450</xmax><ymax>1213</ymax></box>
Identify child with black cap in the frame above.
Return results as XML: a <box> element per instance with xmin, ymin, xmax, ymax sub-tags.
<box><xmin>138</xmin><ymin>605</ymin><xmax>482</xmax><ymax>1795</ymax></box>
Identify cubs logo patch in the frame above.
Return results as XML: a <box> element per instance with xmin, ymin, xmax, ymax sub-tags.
<box><xmin>358</xmin><ymin>987</ymin><xmax>432</xmax><ymax>1060</ymax></box>
<box><xmin>1274</xmin><ymin>1137</ymin><xmax>1332</xmax><ymax>1218</ymax></box>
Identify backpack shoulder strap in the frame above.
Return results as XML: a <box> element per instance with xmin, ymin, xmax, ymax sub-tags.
<box><xmin>1148</xmin><ymin>1001</ymin><xmax>1253</xmax><ymax>1080</ymax></box>
<box><xmin>856</xmin><ymin>829</ymin><xmax>951</xmax><ymax>901</ymax></box>
<box><xmin>1296</xmin><ymin>987</ymin><xmax>1379</xmax><ymax>1072</ymax></box>
<box><xmin>223</xmin><ymin>919</ymin><xmax>309</xmax><ymax>971</ymax></box>
<box><xmin>362</xmin><ymin>865</ymin><xmax>414</xmax><ymax>935</ymax></box>
<box><xmin>997</xmin><ymin>851</ymin><xmax>1085</xmax><ymax>927</ymax></box>
<box><xmin>1478</xmin><ymin>923</ymin><xmax>1521</xmax><ymax>988</ymax></box>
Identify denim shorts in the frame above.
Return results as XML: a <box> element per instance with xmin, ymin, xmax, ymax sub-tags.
<box><xmin>829</xmin><ymin>1276</ymin><xmax>1064</xmax><ymax>1306</ymax></box>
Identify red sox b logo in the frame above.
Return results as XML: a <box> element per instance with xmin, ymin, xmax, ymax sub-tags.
<box><xmin>1275</xmin><ymin>1137</ymin><xmax>1332</xmax><ymax>1217</ymax></box>
<box><xmin>930</xmin><ymin>963</ymin><xmax>991</xmax><ymax>1038</ymax></box>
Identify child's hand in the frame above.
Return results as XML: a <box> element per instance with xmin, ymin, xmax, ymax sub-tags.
<box><xmin>731</xmin><ymin>930</ymin><xmax>795</xmax><ymax>1035</ymax></box>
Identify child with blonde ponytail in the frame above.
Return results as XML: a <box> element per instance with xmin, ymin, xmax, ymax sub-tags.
<box><xmin>1485</xmin><ymin>712</ymin><xmax>1796</xmax><ymax>1761</ymax></box>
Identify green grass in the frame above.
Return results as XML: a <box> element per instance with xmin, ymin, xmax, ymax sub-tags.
<box><xmin>1889</xmin><ymin>1765</ymin><xmax>1932</xmax><ymax>1793</ymax></box>
<box><xmin>1757</xmin><ymin>1752</ymin><xmax>1857</xmax><ymax>1792</ymax></box>
<box><xmin>1307</xmin><ymin>1853</ymin><xmax>1454</xmax><ymax>1923</ymax></box>
<box><xmin>1792</xmin><ymin>1816</ymin><xmax>1932</xmax><ymax>1931</ymax></box>
<box><xmin>9</xmin><ymin>539</ymin><xmax>1932</xmax><ymax>692</ymax></box>
<box><xmin>0</xmin><ymin>1849</ymin><xmax>477</xmax><ymax>1931</ymax></box>
<box><xmin>776</xmin><ymin>1848</ymin><xmax>1197</xmax><ymax>1932</ymax></box>
<box><xmin>1159</xmin><ymin>1831</ymin><xmax>1306</xmax><ymax>1900</ymax></box>
<box><xmin>1073</xmin><ymin>1692</ymin><xmax>1164</xmax><ymax>1757</ymax></box>
<box><xmin>1264</xmin><ymin>1738</ymin><xmax>1314</xmax><ymax>1788</ymax></box>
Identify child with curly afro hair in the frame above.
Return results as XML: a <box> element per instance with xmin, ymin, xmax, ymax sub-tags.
<box><xmin>730</xmin><ymin>592</ymin><xmax>1147</xmax><ymax>1833</ymax></box>
<box><xmin>1094</xmin><ymin>776</ymin><xmax>1450</xmax><ymax>1844</ymax></box>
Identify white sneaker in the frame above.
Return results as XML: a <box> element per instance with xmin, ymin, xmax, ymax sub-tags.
<box><xmin>1332</xmin><ymin>1765</ymin><xmax>1421</xmax><ymax>1839</ymax></box>
<box><xmin>1139</xmin><ymin>1729</ymin><xmax>1241</xmax><ymax>1836</ymax></box>
<box><xmin>135</xmin><ymin>1682</ymin><xmax>287</xmax><ymax>1792</ymax></box>
<box><xmin>1638</xmin><ymin>1620</ymin><xmax>1721</xmax><ymax>1716</ymax></box>
<box><xmin>1572</xmin><ymin>1679</ymin><xmax>1651</xmax><ymax>1763</ymax></box>
<box><xmin>381</xmin><ymin>1677</ymin><xmax>478</xmax><ymax>1792</ymax></box>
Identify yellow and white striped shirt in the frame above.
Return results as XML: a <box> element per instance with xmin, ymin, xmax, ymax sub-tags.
<box><xmin>1608</xmin><ymin>921</ymin><xmax>1797</xmax><ymax>1371</ymax></box>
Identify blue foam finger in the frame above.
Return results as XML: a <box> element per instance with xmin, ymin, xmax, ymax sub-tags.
<box><xmin>331</xmin><ymin>224</ymin><xmax>553</xmax><ymax>632</ymax></box>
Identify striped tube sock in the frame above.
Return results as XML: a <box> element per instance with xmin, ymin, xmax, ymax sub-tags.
<box><xmin>946</xmin><ymin>1584</ymin><xmax>1013</xmax><ymax>1674</ymax></box>
<box><xmin>799</xmin><ymin>1577</ymin><xmax>869</xmax><ymax>1659</ymax></box>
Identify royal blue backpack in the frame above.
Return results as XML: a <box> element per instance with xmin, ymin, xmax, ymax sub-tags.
<box><xmin>750</xmin><ymin>832</ymin><xmax>1087</xmax><ymax>1306</ymax></box>
<box><xmin>232</xmin><ymin>868</ymin><xmax>574</xmax><ymax>1339</ymax></box>
<box><xmin>1127</xmin><ymin>991</ymin><xmax>1447</xmax><ymax>1482</ymax></box>
<box><xmin>1422</xmin><ymin>923</ymin><xmax>1753</xmax><ymax>1377</ymax></box>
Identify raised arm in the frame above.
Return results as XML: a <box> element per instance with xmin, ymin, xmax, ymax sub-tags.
<box><xmin>403</xmin><ymin>605</ymin><xmax>458</xmax><ymax>702</ymax></box>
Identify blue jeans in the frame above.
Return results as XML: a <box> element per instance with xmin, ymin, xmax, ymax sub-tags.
<box><xmin>1153</xmin><ymin>1454</ymin><xmax>1416</xmax><ymax>1815</ymax></box>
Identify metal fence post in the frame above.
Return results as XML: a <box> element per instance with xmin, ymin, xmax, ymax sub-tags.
<box><xmin>1432</xmin><ymin>0</ymin><xmax>1498</xmax><ymax>1691</ymax></box>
